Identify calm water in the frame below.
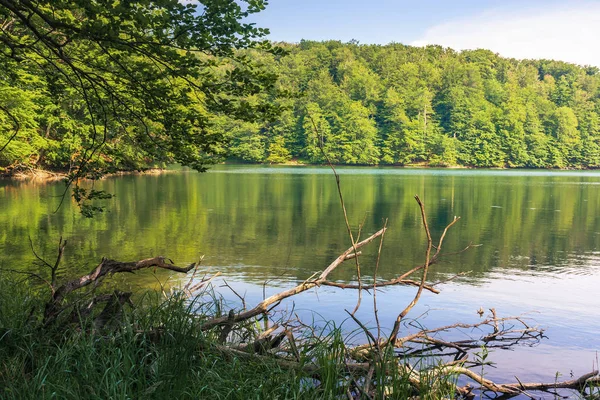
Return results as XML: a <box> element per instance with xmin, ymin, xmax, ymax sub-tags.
<box><xmin>1</xmin><ymin>166</ymin><xmax>600</xmax><ymax>391</ymax></box>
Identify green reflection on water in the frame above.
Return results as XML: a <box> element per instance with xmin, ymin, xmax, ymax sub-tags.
<box><xmin>1</xmin><ymin>166</ymin><xmax>600</xmax><ymax>288</ymax></box>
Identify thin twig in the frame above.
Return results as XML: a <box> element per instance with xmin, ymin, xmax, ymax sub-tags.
<box><xmin>373</xmin><ymin>218</ymin><xmax>387</xmax><ymax>340</ymax></box>
<box><xmin>308</xmin><ymin>114</ymin><xmax>363</xmax><ymax>315</ymax></box>
<box><xmin>387</xmin><ymin>195</ymin><xmax>433</xmax><ymax>344</ymax></box>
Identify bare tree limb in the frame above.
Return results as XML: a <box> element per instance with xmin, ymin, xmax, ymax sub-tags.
<box><xmin>0</xmin><ymin>104</ymin><xmax>20</xmax><ymax>153</ymax></box>
<box><xmin>308</xmin><ymin>114</ymin><xmax>364</xmax><ymax>315</ymax></box>
<box><xmin>448</xmin><ymin>367</ymin><xmax>600</xmax><ymax>397</ymax></box>
<box><xmin>44</xmin><ymin>256</ymin><xmax>195</xmax><ymax>321</ymax></box>
<box><xmin>387</xmin><ymin>195</ymin><xmax>436</xmax><ymax>344</ymax></box>
<box><xmin>199</xmin><ymin>228</ymin><xmax>386</xmax><ymax>331</ymax></box>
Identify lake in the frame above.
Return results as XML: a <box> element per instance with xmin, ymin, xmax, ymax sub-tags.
<box><xmin>1</xmin><ymin>165</ymin><xmax>599</xmax><ymax>391</ymax></box>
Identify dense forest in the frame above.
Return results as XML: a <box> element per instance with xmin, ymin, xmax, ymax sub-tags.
<box><xmin>3</xmin><ymin>39</ymin><xmax>600</xmax><ymax>171</ymax></box>
<box><xmin>228</xmin><ymin>41</ymin><xmax>600</xmax><ymax>168</ymax></box>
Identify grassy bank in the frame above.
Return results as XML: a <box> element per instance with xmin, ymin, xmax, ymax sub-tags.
<box><xmin>0</xmin><ymin>277</ymin><xmax>455</xmax><ymax>400</ymax></box>
<box><xmin>0</xmin><ymin>283</ymin><xmax>296</xmax><ymax>399</ymax></box>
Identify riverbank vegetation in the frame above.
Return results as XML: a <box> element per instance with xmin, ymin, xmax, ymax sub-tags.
<box><xmin>0</xmin><ymin>275</ymin><xmax>463</xmax><ymax>400</ymax></box>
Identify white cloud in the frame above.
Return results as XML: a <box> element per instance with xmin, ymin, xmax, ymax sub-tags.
<box><xmin>411</xmin><ymin>2</ymin><xmax>600</xmax><ymax>67</ymax></box>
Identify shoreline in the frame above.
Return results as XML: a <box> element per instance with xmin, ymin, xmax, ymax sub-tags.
<box><xmin>1</xmin><ymin>162</ymin><xmax>597</xmax><ymax>183</ymax></box>
<box><xmin>222</xmin><ymin>160</ymin><xmax>596</xmax><ymax>171</ymax></box>
<box><xmin>0</xmin><ymin>167</ymin><xmax>170</xmax><ymax>183</ymax></box>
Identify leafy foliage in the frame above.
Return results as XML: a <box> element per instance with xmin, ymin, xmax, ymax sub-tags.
<box><xmin>0</xmin><ymin>0</ymin><xmax>282</xmax><ymax>176</ymax></box>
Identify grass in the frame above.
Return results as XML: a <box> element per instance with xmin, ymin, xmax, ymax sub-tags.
<box><xmin>0</xmin><ymin>277</ymin><xmax>459</xmax><ymax>399</ymax></box>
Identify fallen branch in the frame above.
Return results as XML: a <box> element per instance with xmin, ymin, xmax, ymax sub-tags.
<box><xmin>44</xmin><ymin>256</ymin><xmax>195</xmax><ymax>322</ymax></box>
<box><xmin>387</xmin><ymin>196</ymin><xmax>459</xmax><ymax>345</ymax></box>
<box><xmin>349</xmin><ymin>313</ymin><xmax>544</xmax><ymax>362</ymax></box>
<box><xmin>448</xmin><ymin>367</ymin><xmax>600</xmax><ymax>398</ymax></box>
<box><xmin>198</xmin><ymin>228</ymin><xmax>386</xmax><ymax>331</ymax></box>
<box><xmin>320</xmin><ymin>279</ymin><xmax>440</xmax><ymax>294</ymax></box>
<box><xmin>15</xmin><ymin>195</ymin><xmax>592</xmax><ymax>400</ymax></box>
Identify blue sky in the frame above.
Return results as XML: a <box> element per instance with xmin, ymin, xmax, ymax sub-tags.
<box><xmin>249</xmin><ymin>0</ymin><xmax>600</xmax><ymax>66</ymax></box>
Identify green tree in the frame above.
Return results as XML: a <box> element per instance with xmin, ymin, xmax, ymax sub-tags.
<box><xmin>1</xmin><ymin>2</ymin><xmax>280</xmax><ymax>176</ymax></box>
<box><xmin>553</xmin><ymin>107</ymin><xmax>580</xmax><ymax>146</ymax></box>
<box><xmin>380</xmin><ymin>88</ymin><xmax>425</xmax><ymax>164</ymax></box>
<box><xmin>266</xmin><ymin>136</ymin><xmax>291</xmax><ymax>164</ymax></box>
<box><xmin>302</xmin><ymin>102</ymin><xmax>331</xmax><ymax>163</ymax></box>
<box><xmin>0</xmin><ymin>0</ymin><xmax>283</xmax><ymax>215</ymax></box>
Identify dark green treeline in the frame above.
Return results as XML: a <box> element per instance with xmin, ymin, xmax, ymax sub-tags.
<box><xmin>228</xmin><ymin>41</ymin><xmax>600</xmax><ymax>168</ymax></box>
<box><xmin>3</xmin><ymin>40</ymin><xmax>600</xmax><ymax>171</ymax></box>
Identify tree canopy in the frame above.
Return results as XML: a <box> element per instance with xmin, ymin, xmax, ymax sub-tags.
<box><xmin>0</xmin><ymin>0</ymin><xmax>282</xmax><ymax>213</ymax></box>
<box><xmin>222</xmin><ymin>41</ymin><xmax>600</xmax><ymax>169</ymax></box>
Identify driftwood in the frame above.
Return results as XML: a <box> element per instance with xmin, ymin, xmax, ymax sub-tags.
<box><xmin>43</xmin><ymin>255</ymin><xmax>196</xmax><ymax>323</ymax></box>
<box><xmin>6</xmin><ymin>197</ymin><xmax>599</xmax><ymax>399</ymax></box>
<box><xmin>449</xmin><ymin>368</ymin><xmax>600</xmax><ymax>397</ymax></box>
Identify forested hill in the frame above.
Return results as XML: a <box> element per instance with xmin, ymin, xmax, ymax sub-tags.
<box><xmin>3</xmin><ymin>40</ymin><xmax>600</xmax><ymax>171</ymax></box>
<box><xmin>227</xmin><ymin>41</ymin><xmax>600</xmax><ymax>168</ymax></box>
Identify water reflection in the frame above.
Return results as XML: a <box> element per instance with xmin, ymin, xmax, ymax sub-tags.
<box><xmin>3</xmin><ymin>166</ymin><xmax>600</xmax><ymax>279</ymax></box>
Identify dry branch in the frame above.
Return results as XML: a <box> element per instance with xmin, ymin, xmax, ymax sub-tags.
<box><xmin>54</xmin><ymin>256</ymin><xmax>194</xmax><ymax>300</ymax></box>
<box><xmin>44</xmin><ymin>256</ymin><xmax>195</xmax><ymax>322</ymax></box>
<box><xmin>199</xmin><ymin>227</ymin><xmax>387</xmax><ymax>331</ymax></box>
<box><xmin>387</xmin><ymin>196</ymin><xmax>459</xmax><ymax>345</ymax></box>
<box><xmin>449</xmin><ymin>368</ymin><xmax>600</xmax><ymax>398</ymax></box>
<box><xmin>321</xmin><ymin>278</ymin><xmax>440</xmax><ymax>293</ymax></box>
<box><xmin>308</xmin><ymin>114</ymin><xmax>365</xmax><ymax>315</ymax></box>
<box><xmin>349</xmin><ymin>313</ymin><xmax>544</xmax><ymax>362</ymax></box>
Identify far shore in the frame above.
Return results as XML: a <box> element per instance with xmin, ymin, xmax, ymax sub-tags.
<box><xmin>0</xmin><ymin>168</ymin><xmax>170</xmax><ymax>183</ymax></box>
<box><xmin>222</xmin><ymin>160</ymin><xmax>596</xmax><ymax>171</ymax></box>
<box><xmin>1</xmin><ymin>161</ymin><xmax>597</xmax><ymax>183</ymax></box>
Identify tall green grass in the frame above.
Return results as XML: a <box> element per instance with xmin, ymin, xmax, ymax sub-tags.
<box><xmin>0</xmin><ymin>276</ymin><xmax>457</xmax><ymax>399</ymax></box>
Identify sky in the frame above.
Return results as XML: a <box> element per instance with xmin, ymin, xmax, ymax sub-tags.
<box><xmin>248</xmin><ymin>0</ymin><xmax>600</xmax><ymax>67</ymax></box>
